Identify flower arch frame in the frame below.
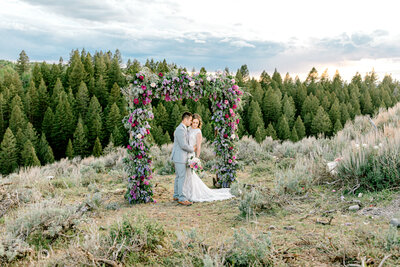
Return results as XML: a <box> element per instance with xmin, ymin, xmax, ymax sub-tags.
<box><xmin>122</xmin><ymin>68</ymin><xmax>243</xmax><ymax>204</ymax></box>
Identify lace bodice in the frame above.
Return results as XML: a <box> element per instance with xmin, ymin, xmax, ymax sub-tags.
<box><xmin>188</xmin><ymin>128</ymin><xmax>201</xmax><ymax>147</ymax></box>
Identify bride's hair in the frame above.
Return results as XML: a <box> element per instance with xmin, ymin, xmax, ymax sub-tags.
<box><xmin>192</xmin><ymin>113</ymin><xmax>203</xmax><ymax>129</ymax></box>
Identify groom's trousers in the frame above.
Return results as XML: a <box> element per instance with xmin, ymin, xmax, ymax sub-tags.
<box><xmin>173</xmin><ymin>163</ymin><xmax>187</xmax><ymax>201</ymax></box>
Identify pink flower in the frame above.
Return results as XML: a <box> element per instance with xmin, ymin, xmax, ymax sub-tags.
<box><xmin>146</xmin><ymin>129</ymin><xmax>150</xmax><ymax>135</ymax></box>
<box><xmin>225</xmin><ymin>114</ymin><xmax>229</xmax><ymax>118</ymax></box>
<box><xmin>232</xmin><ymin>104</ymin><xmax>237</xmax><ymax>109</ymax></box>
<box><xmin>141</xmin><ymin>85</ymin><xmax>147</xmax><ymax>90</ymax></box>
<box><xmin>228</xmin><ymin>159</ymin><xmax>233</xmax><ymax>164</ymax></box>
<box><xmin>224</xmin><ymin>134</ymin><xmax>228</xmax><ymax>138</ymax></box>
<box><xmin>133</xmin><ymin>98</ymin><xmax>139</xmax><ymax>104</ymax></box>
<box><xmin>232</xmin><ymin>85</ymin><xmax>239</xmax><ymax>90</ymax></box>
<box><xmin>165</xmin><ymin>94</ymin><xmax>171</xmax><ymax>101</ymax></box>
<box><xmin>229</xmin><ymin>108</ymin><xmax>233</xmax><ymax>114</ymax></box>
<box><xmin>127</xmin><ymin>145</ymin><xmax>132</xmax><ymax>150</ymax></box>
<box><xmin>194</xmin><ymin>165</ymin><xmax>198</xmax><ymax>169</ymax></box>
<box><xmin>144</xmin><ymin>180</ymin><xmax>149</xmax><ymax>185</ymax></box>
<box><xmin>139</xmin><ymin>75</ymin><xmax>144</xmax><ymax>80</ymax></box>
<box><xmin>154</xmin><ymin>199</ymin><xmax>157</xmax><ymax>203</ymax></box>
<box><xmin>158</xmin><ymin>72</ymin><xmax>163</xmax><ymax>77</ymax></box>
<box><xmin>229</xmin><ymin>146</ymin><xmax>233</xmax><ymax>150</ymax></box>
<box><xmin>236</xmin><ymin>119</ymin><xmax>240</xmax><ymax>124</ymax></box>
<box><xmin>147</xmin><ymin>90</ymin><xmax>152</xmax><ymax>96</ymax></box>
<box><xmin>233</xmin><ymin>156</ymin><xmax>236</xmax><ymax>160</ymax></box>
<box><xmin>137</xmin><ymin>155</ymin><xmax>143</xmax><ymax>159</ymax></box>
<box><xmin>142</xmin><ymin>99</ymin><xmax>147</xmax><ymax>105</ymax></box>
<box><xmin>224</xmin><ymin>100</ymin><xmax>229</xmax><ymax>105</ymax></box>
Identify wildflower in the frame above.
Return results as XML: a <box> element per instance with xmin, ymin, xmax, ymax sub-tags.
<box><xmin>137</xmin><ymin>133</ymin><xmax>143</xmax><ymax>139</ymax></box>
<box><xmin>231</xmin><ymin>78</ymin><xmax>235</xmax><ymax>84</ymax></box>
<box><xmin>133</xmin><ymin>98</ymin><xmax>139</xmax><ymax>104</ymax></box>
<box><xmin>362</xmin><ymin>143</ymin><xmax>368</xmax><ymax>148</ymax></box>
<box><xmin>150</xmin><ymin>82</ymin><xmax>156</xmax><ymax>88</ymax></box>
<box><xmin>189</xmin><ymin>81</ymin><xmax>195</xmax><ymax>87</ymax></box>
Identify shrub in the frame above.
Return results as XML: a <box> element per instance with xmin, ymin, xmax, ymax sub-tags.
<box><xmin>225</xmin><ymin>228</ymin><xmax>273</xmax><ymax>267</ymax></box>
<box><xmin>275</xmin><ymin>157</ymin><xmax>313</xmax><ymax>195</ymax></box>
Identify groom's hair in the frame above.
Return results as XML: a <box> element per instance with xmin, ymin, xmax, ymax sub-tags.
<box><xmin>182</xmin><ymin>112</ymin><xmax>193</xmax><ymax>121</ymax></box>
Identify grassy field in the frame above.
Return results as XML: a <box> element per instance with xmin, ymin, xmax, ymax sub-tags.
<box><xmin>1</xmin><ymin>105</ymin><xmax>400</xmax><ymax>266</ymax></box>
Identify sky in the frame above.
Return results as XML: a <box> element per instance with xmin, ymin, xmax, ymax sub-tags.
<box><xmin>1</xmin><ymin>0</ymin><xmax>400</xmax><ymax>81</ymax></box>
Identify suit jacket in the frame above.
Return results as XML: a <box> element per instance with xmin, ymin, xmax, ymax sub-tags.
<box><xmin>170</xmin><ymin>123</ymin><xmax>194</xmax><ymax>163</ymax></box>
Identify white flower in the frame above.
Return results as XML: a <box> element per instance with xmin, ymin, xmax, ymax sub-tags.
<box><xmin>150</xmin><ymin>82</ymin><xmax>156</xmax><ymax>88</ymax></box>
<box><xmin>206</xmin><ymin>76</ymin><xmax>211</xmax><ymax>82</ymax></box>
<box><xmin>230</xmin><ymin>134</ymin><xmax>235</xmax><ymax>139</ymax></box>
<box><xmin>189</xmin><ymin>81</ymin><xmax>195</xmax><ymax>87</ymax></box>
<box><xmin>379</xmin><ymin>143</ymin><xmax>383</xmax><ymax>147</ymax></box>
<box><xmin>373</xmin><ymin>145</ymin><xmax>379</xmax><ymax>150</ymax></box>
<box><xmin>231</xmin><ymin>78</ymin><xmax>235</xmax><ymax>84</ymax></box>
<box><xmin>362</xmin><ymin>143</ymin><xmax>368</xmax><ymax>148</ymax></box>
<box><xmin>355</xmin><ymin>143</ymin><xmax>360</xmax><ymax>148</ymax></box>
<box><xmin>136</xmin><ymin>133</ymin><xmax>143</xmax><ymax>139</ymax></box>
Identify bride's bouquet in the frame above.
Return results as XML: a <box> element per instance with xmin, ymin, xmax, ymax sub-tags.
<box><xmin>188</xmin><ymin>155</ymin><xmax>203</xmax><ymax>172</ymax></box>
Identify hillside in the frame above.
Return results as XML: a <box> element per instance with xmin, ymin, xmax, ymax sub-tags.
<box><xmin>1</xmin><ymin>103</ymin><xmax>400</xmax><ymax>266</ymax></box>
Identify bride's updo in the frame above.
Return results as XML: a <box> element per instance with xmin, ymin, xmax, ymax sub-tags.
<box><xmin>192</xmin><ymin>113</ymin><xmax>203</xmax><ymax>129</ymax></box>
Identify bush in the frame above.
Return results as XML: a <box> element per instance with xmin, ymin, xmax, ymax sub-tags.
<box><xmin>336</xmin><ymin>134</ymin><xmax>400</xmax><ymax>192</ymax></box>
<box><xmin>158</xmin><ymin>160</ymin><xmax>175</xmax><ymax>175</ymax></box>
<box><xmin>225</xmin><ymin>228</ymin><xmax>273</xmax><ymax>267</ymax></box>
<box><xmin>275</xmin><ymin>157</ymin><xmax>313</xmax><ymax>195</ymax></box>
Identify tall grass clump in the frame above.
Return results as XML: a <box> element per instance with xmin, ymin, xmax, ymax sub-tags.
<box><xmin>336</xmin><ymin>125</ymin><xmax>400</xmax><ymax>193</ymax></box>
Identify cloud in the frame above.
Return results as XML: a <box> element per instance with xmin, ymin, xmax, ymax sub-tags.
<box><xmin>231</xmin><ymin>40</ymin><xmax>255</xmax><ymax>48</ymax></box>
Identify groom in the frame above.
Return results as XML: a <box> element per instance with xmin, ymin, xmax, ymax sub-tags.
<box><xmin>171</xmin><ymin>112</ymin><xmax>196</xmax><ymax>206</ymax></box>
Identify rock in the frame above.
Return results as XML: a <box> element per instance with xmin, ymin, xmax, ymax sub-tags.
<box><xmin>268</xmin><ymin>225</ymin><xmax>276</xmax><ymax>230</ymax></box>
<box><xmin>349</xmin><ymin>205</ymin><xmax>360</xmax><ymax>211</ymax></box>
<box><xmin>283</xmin><ymin>226</ymin><xmax>296</xmax><ymax>231</ymax></box>
<box><xmin>390</xmin><ymin>218</ymin><xmax>400</xmax><ymax>227</ymax></box>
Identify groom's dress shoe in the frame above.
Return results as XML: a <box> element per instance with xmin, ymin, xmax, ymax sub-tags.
<box><xmin>178</xmin><ymin>200</ymin><xmax>193</xmax><ymax>206</ymax></box>
<box><xmin>173</xmin><ymin>198</ymin><xmax>178</xmax><ymax>201</ymax></box>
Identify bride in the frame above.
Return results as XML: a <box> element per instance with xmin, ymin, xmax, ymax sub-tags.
<box><xmin>183</xmin><ymin>114</ymin><xmax>235</xmax><ymax>202</ymax></box>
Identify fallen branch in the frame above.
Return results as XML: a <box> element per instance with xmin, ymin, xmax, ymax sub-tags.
<box><xmin>378</xmin><ymin>254</ymin><xmax>391</xmax><ymax>267</ymax></box>
<box><xmin>316</xmin><ymin>217</ymin><xmax>333</xmax><ymax>225</ymax></box>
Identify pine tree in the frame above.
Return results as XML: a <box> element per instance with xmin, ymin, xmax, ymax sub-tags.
<box><xmin>282</xmin><ymin>96</ymin><xmax>296</xmax><ymax>128</ymax></box>
<box><xmin>294</xmin><ymin>116</ymin><xmax>306</xmax><ymax>140</ymax></box>
<box><xmin>340</xmin><ymin>103</ymin><xmax>350</xmax><ymax>126</ymax></box>
<box><xmin>0</xmin><ymin>128</ymin><xmax>18</xmax><ymax>175</ymax></box>
<box><xmin>15</xmin><ymin>128</ymin><xmax>26</xmax><ymax>165</ymax></box>
<box><xmin>262</xmin><ymin>88</ymin><xmax>282</xmax><ymax>125</ymax></box>
<box><xmin>361</xmin><ymin>90</ymin><xmax>373</xmax><ymax>115</ymax></box>
<box><xmin>277</xmin><ymin>115</ymin><xmax>290</xmax><ymax>140</ymax></box>
<box><xmin>311</xmin><ymin>107</ymin><xmax>332</xmax><ymax>136</ymax></box>
<box><xmin>92</xmin><ymin>137</ymin><xmax>103</xmax><ymax>157</ymax></box>
<box><xmin>53</xmin><ymin>91</ymin><xmax>75</xmax><ymax>158</ymax></box>
<box><xmin>37</xmin><ymin>79</ymin><xmax>49</xmax><ymax>125</ymax></box>
<box><xmin>25</xmin><ymin>122</ymin><xmax>38</xmax><ymax>150</ymax></box>
<box><xmin>290</xmin><ymin>126</ymin><xmax>299</xmax><ymax>142</ymax></box>
<box><xmin>68</xmin><ymin>51</ymin><xmax>86</xmax><ymax>94</ymax></box>
<box><xmin>73</xmin><ymin>117</ymin><xmax>88</xmax><ymax>157</ymax></box>
<box><xmin>42</xmin><ymin>107</ymin><xmax>54</xmax><ymax>145</ymax></box>
<box><xmin>0</xmin><ymin>94</ymin><xmax>4</xmax><ymax>138</ymax></box>
<box><xmin>111</xmin><ymin>125</ymin><xmax>123</xmax><ymax>146</ymax></box>
<box><xmin>155</xmin><ymin>103</ymin><xmax>169</xmax><ymax>130</ymax></box>
<box><xmin>16</xmin><ymin>50</ymin><xmax>30</xmax><ymax>75</ymax></box>
<box><xmin>265</xmin><ymin>123</ymin><xmax>277</xmax><ymax>140</ymax></box>
<box><xmin>37</xmin><ymin>133</ymin><xmax>55</xmax><ymax>165</ymax></box>
<box><xmin>76</xmin><ymin>81</ymin><xmax>90</xmax><ymax>116</ymax></box>
<box><xmin>329</xmin><ymin>100</ymin><xmax>341</xmax><ymax>126</ymax></box>
<box><xmin>255</xmin><ymin>126</ymin><xmax>266</xmax><ymax>143</ymax></box>
<box><xmin>106</xmin><ymin>103</ymin><xmax>121</xmax><ymax>137</ymax></box>
<box><xmin>9</xmin><ymin>105</ymin><xmax>27</xmax><ymax>135</ymax></box>
<box><xmin>169</xmin><ymin>104</ymin><xmax>181</xmax><ymax>139</ymax></box>
<box><xmin>21</xmin><ymin>140</ymin><xmax>40</xmax><ymax>167</ymax></box>
<box><xmin>248</xmin><ymin>100</ymin><xmax>264</xmax><ymax>136</ymax></box>
<box><xmin>66</xmin><ymin>139</ymin><xmax>74</xmax><ymax>159</ymax></box>
<box><xmin>202</xmin><ymin>122</ymin><xmax>214</xmax><ymax>142</ymax></box>
<box><xmin>86</xmin><ymin>96</ymin><xmax>103</xmax><ymax>145</ymax></box>
<box><xmin>333</xmin><ymin>119</ymin><xmax>343</xmax><ymax>134</ymax></box>
<box><xmin>51</xmin><ymin>78</ymin><xmax>64</xmax><ymax>110</ymax></box>
<box><xmin>95</xmin><ymin>75</ymin><xmax>108</xmax><ymax>108</ymax></box>
<box><xmin>108</xmin><ymin>57</ymin><xmax>123</xmax><ymax>89</ymax></box>
<box><xmin>31</xmin><ymin>63</ymin><xmax>43</xmax><ymax>88</ymax></box>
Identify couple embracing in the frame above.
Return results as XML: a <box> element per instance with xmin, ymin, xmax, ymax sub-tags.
<box><xmin>170</xmin><ymin>112</ymin><xmax>234</xmax><ymax>206</ymax></box>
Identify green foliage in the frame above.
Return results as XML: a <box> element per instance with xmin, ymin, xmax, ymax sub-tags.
<box><xmin>0</xmin><ymin>128</ymin><xmax>18</xmax><ymax>175</ymax></box>
<box><xmin>92</xmin><ymin>136</ymin><xmax>103</xmax><ymax>157</ymax></box>
<box><xmin>37</xmin><ymin>133</ymin><xmax>55</xmax><ymax>165</ymax></box>
<box><xmin>225</xmin><ymin>228</ymin><xmax>273</xmax><ymax>267</ymax></box>
<box><xmin>265</xmin><ymin>123</ymin><xmax>277</xmax><ymax>140</ymax></box>
<box><xmin>311</xmin><ymin>106</ymin><xmax>332</xmax><ymax>136</ymax></box>
<box><xmin>277</xmin><ymin>115</ymin><xmax>290</xmax><ymax>140</ymax></box>
<box><xmin>21</xmin><ymin>140</ymin><xmax>40</xmax><ymax>167</ymax></box>
<box><xmin>73</xmin><ymin>117</ymin><xmax>88</xmax><ymax>157</ymax></box>
<box><xmin>16</xmin><ymin>50</ymin><xmax>29</xmax><ymax>75</ymax></box>
<box><xmin>65</xmin><ymin>139</ymin><xmax>74</xmax><ymax>159</ymax></box>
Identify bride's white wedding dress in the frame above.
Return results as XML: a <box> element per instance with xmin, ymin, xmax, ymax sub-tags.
<box><xmin>183</xmin><ymin>127</ymin><xmax>235</xmax><ymax>202</ymax></box>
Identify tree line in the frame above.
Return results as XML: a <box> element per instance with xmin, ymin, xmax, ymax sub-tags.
<box><xmin>0</xmin><ymin>50</ymin><xmax>399</xmax><ymax>175</ymax></box>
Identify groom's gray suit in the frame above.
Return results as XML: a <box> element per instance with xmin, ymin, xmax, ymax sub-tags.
<box><xmin>171</xmin><ymin>123</ymin><xmax>194</xmax><ymax>202</ymax></box>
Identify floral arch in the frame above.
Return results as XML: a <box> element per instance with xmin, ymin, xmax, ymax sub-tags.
<box><xmin>122</xmin><ymin>68</ymin><xmax>243</xmax><ymax>204</ymax></box>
